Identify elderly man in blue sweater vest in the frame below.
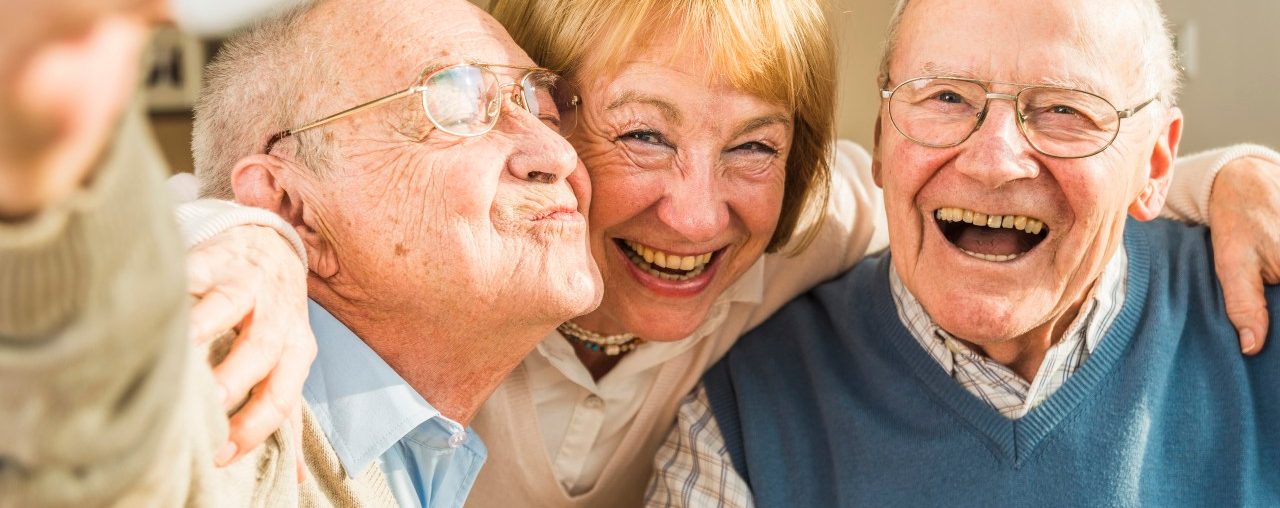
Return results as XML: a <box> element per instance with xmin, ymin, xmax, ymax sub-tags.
<box><xmin>645</xmin><ymin>0</ymin><xmax>1280</xmax><ymax>506</ymax></box>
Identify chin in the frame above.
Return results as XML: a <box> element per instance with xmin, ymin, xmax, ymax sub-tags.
<box><xmin>627</xmin><ymin>302</ymin><xmax>713</xmax><ymax>341</ymax></box>
<box><xmin>924</xmin><ymin>291</ymin><xmax>1038</xmax><ymax>344</ymax></box>
<box><xmin>548</xmin><ymin>261</ymin><xmax>605</xmax><ymax>321</ymax></box>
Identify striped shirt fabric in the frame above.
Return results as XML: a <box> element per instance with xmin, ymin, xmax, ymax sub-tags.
<box><xmin>646</xmin><ymin>249</ymin><xmax>1128</xmax><ymax>507</ymax></box>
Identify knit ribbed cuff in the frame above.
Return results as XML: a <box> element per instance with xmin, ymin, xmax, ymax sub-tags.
<box><xmin>175</xmin><ymin>198</ymin><xmax>308</xmax><ymax>266</ymax></box>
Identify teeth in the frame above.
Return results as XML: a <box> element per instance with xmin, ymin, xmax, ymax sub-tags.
<box><xmin>934</xmin><ymin>207</ymin><xmax>1047</xmax><ymax>235</ymax></box>
<box><xmin>1027</xmin><ymin>219</ymin><xmax>1043</xmax><ymax>235</ymax></box>
<box><xmin>959</xmin><ymin>248</ymin><xmax>1021</xmax><ymax>263</ymax></box>
<box><xmin>622</xmin><ymin>240</ymin><xmax>716</xmax><ymax>281</ymax></box>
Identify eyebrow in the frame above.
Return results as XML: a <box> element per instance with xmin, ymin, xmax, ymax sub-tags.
<box><xmin>605</xmin><ymin>91</ymin><xmax>683</xmax><ymax>124</ymax></box>
<box><xmin>413</xmin><ymin>57</ymin><xmax>453</xmax><ymax>79</ymax></box>
<box><xmin>919</xmin><ymin>61</ymin><xmax>980</xmax><ymax>80</ymax></box>
<box><xmin>733</xmin><ymin>114</ymin><xmax>792</xmax><ymax>139</ymax></box>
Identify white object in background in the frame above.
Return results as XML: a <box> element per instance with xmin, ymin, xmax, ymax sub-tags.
<box><xmin>1176</xmin><ymin>20</ymin><xmax>1199</xmax><ymax>79</ymax></box>
<box><xmin>169</xmin><ymin>0</ymin><xmax>309</xmax><ymax>36</ymax></box>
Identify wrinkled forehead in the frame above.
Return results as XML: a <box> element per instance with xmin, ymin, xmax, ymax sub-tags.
<box><xmin>891</xmin><ymin>0</ymin><xmax>1141</xmax><ymax>100</ymax></box>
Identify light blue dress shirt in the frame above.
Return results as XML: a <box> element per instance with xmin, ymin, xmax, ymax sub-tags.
<box><xmin>303</xmin><ymin>300</ymin><xmax>487</xmax><ymax>508</ymax></box>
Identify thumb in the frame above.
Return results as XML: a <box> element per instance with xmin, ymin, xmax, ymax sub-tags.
<box><xmin>1219</xmin><ymin>258</ymin><xmax>1270</xmax><ymax>355</ymax></box>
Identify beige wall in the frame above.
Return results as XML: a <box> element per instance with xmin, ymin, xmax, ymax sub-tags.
<box><xmin>829</xmin><ymin>0</ymin><xmax>1280</xmax><ymax>153</ymax></box>
<box><xmin>830</xmin><ymin>0</ymin><xmax>895</xmax><ymax>150</ymax></box>
<box><xmin>151</xmin><ymin>0</ymin><xmax>1278</xmax><ymax>172</ymax></box>
<box><xmin>1160</xmin><ymin>0</ymin><xmax>1280</xmax><ymax>153</ymax></box>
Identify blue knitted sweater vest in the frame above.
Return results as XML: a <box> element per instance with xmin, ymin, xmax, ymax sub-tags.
<box><xmin>704</xmin><ymin>220</ymin><xmax>1280</xmax><ymax>507</ymax></box>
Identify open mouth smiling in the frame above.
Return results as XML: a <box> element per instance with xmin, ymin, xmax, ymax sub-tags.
<box><xmin>934</xmin><ymin>207</ymin><xmax>1050</xmax><ymax>262</ymax></box>
<box><xmin>615</xmin><ymin>239</ymin><xmax>723</xmax><ymax>281</ymax></box>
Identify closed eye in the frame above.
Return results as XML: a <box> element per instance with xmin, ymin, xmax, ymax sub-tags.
<box><xmin>730</xmin><ymin>141</ymin><xmax>778</xmax><ymax>155</ymax></box>
<box><xmin>621</xmin><ymin>130</ymin><xmax>669</xmax><ymax>146</ymax></box>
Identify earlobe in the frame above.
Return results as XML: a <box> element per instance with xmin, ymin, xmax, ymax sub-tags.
<box><xmin>872</xmin><ymin>115</ymin><xmax>885</xmax><ymax>188</ymax></box>
<box><xmin>300</xmin><ymin>205</ymin><xmax>340</xmax><ymax>279</ymax></box>
<box><xmin>1128</xmin><ymin>107</ymin><xmax>1183</xmax><ymax>221</ymax></box>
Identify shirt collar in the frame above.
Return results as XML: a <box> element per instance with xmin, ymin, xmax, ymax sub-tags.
<box><xmin>302</xmin><ymin>300</ymin><xmax>446</xmax><ymax>478</ymax></box>
<box><xmin>889</xmin><ymin>247</ymin><xmax>1129</xmax><ymax>375</ymax></box>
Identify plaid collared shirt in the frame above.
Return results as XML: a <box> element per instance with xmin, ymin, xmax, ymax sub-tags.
<box><xmin>646</xmin><ymin>250</ymin><xmax>1129</xmax><ymax>507</ymax></box>
<box><xmin>889</xmin><ymin>248</ymin><xmax>1127</xmax><ymax>418</ymax></box>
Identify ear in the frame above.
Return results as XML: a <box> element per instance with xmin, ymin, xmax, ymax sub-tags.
<box><xmin>1129</xmin><ymin>106</ymin><xmax>1183</xmax><ymax>221</ymax></box>
<box><xmin>871</xmin><ymin>114</ymin><xmax>885</xmax><ymax>189</ymax></box>
<box><xmin>231</xmin><ymin>154</ymin><xmax>340</xmax><ymax>278</ymax></box>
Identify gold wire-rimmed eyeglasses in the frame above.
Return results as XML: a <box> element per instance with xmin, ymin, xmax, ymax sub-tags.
<box><xmin>263</xmin><ymin>62</ymin><xmax>580</xmax><ymax>154</ymax></box>
<box><xmin>880</xmin><ymin>76</ymin><xmax>1158</xmax><ymax>159</ymax></box>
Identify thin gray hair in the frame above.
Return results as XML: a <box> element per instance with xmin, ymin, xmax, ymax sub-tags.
<box><xmin>877</xmin><ymin>0</ymin><xmax>1182</xmax><ymax>106</ymax></box>
<box><xmin>192</xmin><ymin>0</ymin><xmax>339</xmax><ymax>199</ymax></box>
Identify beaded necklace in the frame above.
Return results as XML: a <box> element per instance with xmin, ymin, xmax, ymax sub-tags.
<box><xmin>557</xmin><ymin>320</ymin><xmax>644</xmax><ymax>356</ymax></box>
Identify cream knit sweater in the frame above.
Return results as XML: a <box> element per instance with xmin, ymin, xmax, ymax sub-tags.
<box><xmin>0</xmin><ymin>107</ymin><xmax>398</xmax><ymax>508</ymax></box>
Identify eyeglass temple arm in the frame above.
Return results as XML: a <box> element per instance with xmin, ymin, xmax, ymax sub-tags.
<box><xmin>1117</xmin><ymin>96</ymin><xmax>1159</xmax><ymax>119</ymax></box>
<box><xmin>263</xmin><ymin>86</ymin><xmax>423</xmax><ymax>153</ymax></box>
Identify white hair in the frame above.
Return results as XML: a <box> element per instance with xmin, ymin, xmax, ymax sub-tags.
<box><xmin>877</xmin><ymin>0</ymin><xmax>1182</xmax><ymax>105</ymax></box>
<box><xmin>192</xmin><ymin>0</ymin><xmax>339</xmax><ymax>199</ymax></box>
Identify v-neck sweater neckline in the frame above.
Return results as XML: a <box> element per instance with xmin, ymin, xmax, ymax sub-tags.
<box><xmin>868</xmin><ymin>231</ymin><xmax>1153</xmax><ymax>465</ymax></box>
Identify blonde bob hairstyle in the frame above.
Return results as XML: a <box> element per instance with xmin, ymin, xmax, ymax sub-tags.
<box><xmin>489</xmin><ymin>0</ymin><xmax>836</xmax><ymax>254</ymax></box>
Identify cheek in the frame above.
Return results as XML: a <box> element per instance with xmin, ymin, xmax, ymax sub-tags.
<box><xmin>586</xmin><ymin>165</ymin><xmax>663</xmax><ymax>234</ymax></box>
<box><xmin>881</xmin><ymin>144</ymin><xmax>941</xmax><ymax>216</ymax></box>
<box><xmin>726</xmin><ymin>171</ymin><xmax>786</xmax><ymax>242</ymax></box>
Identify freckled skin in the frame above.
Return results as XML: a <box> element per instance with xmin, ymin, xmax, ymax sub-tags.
<box><xmin>876</xmin><ymin>0</ymin><xmax>1181</xmax><ymax>376</ymax></box>
<box><xmin>567</xmin><ymin>33</ymin><xmax>793</xmax><ymax>342</ymax></box>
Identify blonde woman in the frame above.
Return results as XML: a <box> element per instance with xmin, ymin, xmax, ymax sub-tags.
<box><xmin>177</xmin><ymin>0</ymin><xmax>1280</xmax><ymax>506</ymax></box>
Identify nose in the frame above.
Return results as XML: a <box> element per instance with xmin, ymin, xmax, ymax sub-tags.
<box><xmin>954</xmin><ymin>99</ymin><xmax>1039</xmax><ymax>189</ymax></box>
<box><xmin>503</xmin><ymin>97</ymin><xmax>578</xmax><ymax>184</ymax></box>
<box><xmin>656</xmin><ymin>153</ymin><xmax>730</xmax><ymax>244</ymax></box>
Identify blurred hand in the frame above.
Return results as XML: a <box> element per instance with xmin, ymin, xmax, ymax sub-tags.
<box><xmin>0</xmin><ymin>13</ymin><xmax>148</xmax><ymax>220</ymax></box>
<box><xmin>186</xmin><ymin>224</ymin><xmax>314</xmax><ymax>481</ymax></box>
<box><xmin>1209</xmin><ymin>156</ymin><xmax>1280</xmax><ymax>355</ymax></box>
<box><xmin>0</xmin><ymin>0</ymin><xmax>172</xmax><ymax>220</ymax></box>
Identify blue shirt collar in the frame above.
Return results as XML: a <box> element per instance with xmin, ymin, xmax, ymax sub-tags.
<box><xmin>303</xmin><ymin>300</ymin><xmax>443</xmax><ymax>477</ymax></box>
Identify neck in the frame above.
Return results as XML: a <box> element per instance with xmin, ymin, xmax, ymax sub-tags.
<box><xmin>310</xmin><ymin>281</ymin><xmax>552</xmax><ymax>426</ymax></box>
<box><xmin>571</xmin><ymin>340</ymin><xmax>624</xmax><ymax>381</ymax></box>
<box><xmin>965</xmin><ymin>291</ymin><xmax>1090</xmax><ymax>382</ymax></box>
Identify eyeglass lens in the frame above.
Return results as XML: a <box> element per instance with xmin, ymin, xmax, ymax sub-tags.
<box><xmin>420</xmin><ymin>65</ymin><xmax>578</xmax><ymax>138</ymax></box>
<box><xmin>888</xmin><ymin>78</ymin><xmax>1122</xmax><ymax>158</ymax></box>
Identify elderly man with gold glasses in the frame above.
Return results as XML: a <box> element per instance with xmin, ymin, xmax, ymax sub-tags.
<box><xmin>650</xmin><ymin>0</ymin><xmax>1280</xmax><ymax>506</ymax></box>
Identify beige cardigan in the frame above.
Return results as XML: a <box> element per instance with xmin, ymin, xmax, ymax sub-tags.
<box><xmin>0</xmin><ymin>107</ymin><xmax>398</xmax><ymax>507</ymax></box>
<box><xmin>463</xmin><ymin>140</ymin><xmax>1265</xmax><ymax>508</ymax></box>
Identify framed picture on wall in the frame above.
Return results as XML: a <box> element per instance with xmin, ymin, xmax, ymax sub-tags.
<box><xmin>144</xmin><ymin>27</ymin><xmax>205</xmax><ymax>112</ymax></box>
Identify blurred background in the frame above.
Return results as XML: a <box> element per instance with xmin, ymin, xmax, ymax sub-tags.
<box><xmin>143</xmin><ymin>0</ymin><xmax>1280</xmax><ymax>173</ymax></box>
